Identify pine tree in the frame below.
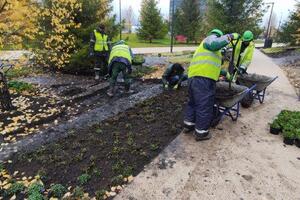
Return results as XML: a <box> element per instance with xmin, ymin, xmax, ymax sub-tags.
<box><xmin>277</xmin><ymin>3</ymin><xmax>300</xmax><ymax>45</ymax></box>
<box><xmin>174</xmin><ymin>0</ymin><xmax>202</xmax><ymax>43</ymax></box>
<box><xmin>137</xmin><ymin>0</ymin><xmax>167</xmax><ymax>43</ymax></box>
<box><xmin>205</xmin><ymin>0</ymin><xmax>264</xmax><ymax>36</ymax></box>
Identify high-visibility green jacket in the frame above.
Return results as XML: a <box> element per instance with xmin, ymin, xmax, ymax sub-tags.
<box><xmin>188</xmin><ymin>42</ymin><xmax>223</xmax><ymax>81</ymax></box>
<box><xmin>108</xmin><ymin>44</ymin><xmax>132</xmax><ymax>65</ymax></box>
<box><xmin>234</xmin><ymin>40</ymin><xmax>254</xmax><ymax>70</ymax></box>
<box><xmin>94</xmin><ymin>30</ymin><xmax>109</xmax><ymax>52</ymax></box>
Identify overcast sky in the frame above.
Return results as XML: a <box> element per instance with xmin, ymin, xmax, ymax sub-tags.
<box><xmin>112</xmin><ymin>0</ymin><xmax>298</xmax><ymax>26</ymax></box>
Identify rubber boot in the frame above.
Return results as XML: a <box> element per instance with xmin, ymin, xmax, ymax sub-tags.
<box><xmin>194</xmin><ymin>130</ymin><xmax>212</xmax><ymax>141</ymax></box>
<box><xmin>107</xmin><ymin>86</ymin><xmax>115</xmax><ymax>97</ymax></box>
<box><xmin>124</xmin><ymin>84</ymin><xmax>134</xmax><ymax>94</ymax></box>
<box><xmin>183</xmin><ymin>122</ymin><xmax>195</xmax><ymax>134</ymax></box>
<box><xmin>94</xmin><ymin>68</ymin><xmax>100</xmax><ymax>81</ymax></box>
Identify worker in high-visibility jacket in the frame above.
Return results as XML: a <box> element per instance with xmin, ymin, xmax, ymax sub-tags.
<box><xmin>89</xmin><ymin>24</ymin><xmax>110</xmax><ymax>80</ymax></box>
<box><xmin>184</xmin><ymin>29</ymin><xmax>240</xmax><ymax>141</ymax></box>
<box><xmin>107</xmin><ymin>40</ymin><xmax>134</xmax><ymax>97</ymax></box>
<box><xmin>234</xmin><ymin>30</ymin><xmax>255</xmax><ymax>75</ymax></box>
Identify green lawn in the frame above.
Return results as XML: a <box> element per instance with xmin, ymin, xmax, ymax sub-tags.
<box><xmin>117</xmin><ymin>33</ymin><xmax>198</xmax><ymax>48</ymax></box>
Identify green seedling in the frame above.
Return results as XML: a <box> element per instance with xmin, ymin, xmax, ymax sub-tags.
<box><xmin>28</xmin><ymin>192</ymin><xmax>44</xmax><ymax>200</ymax></box>
<box><xmin>8</xmin><ymin>182</ymin><xmax>25</xmax><ymax>195</ymax></box>
<box><xmin>95</xmin><ymin>189</ymin><xmax>106</xmax><ymax>200</ymax></box>
<box><xmin>150</xmin><ymin>143</ymin><xmax>159</xmax><ymax>151</ymax></box>
<box><xmin>111</xmin><ymin>175</ymin><xmax>123</xmax><ymax>186</ymax></box>
<box><xmin>270</xmin><ymin>120</ymin><xmax>281</xmax><ymax>129</ymax></box>
<box><xmin>112</xmin><ymin>161</ymin><xmax>125</xmax><ymax>174</ymax></box>
<box><xmin>28</xmin><ymin>183</ymin><xmax>44</xmax><ymax>195</ymax></box>
<box><xmin>95</xmin><ymin>128</ymin><xmax>103</xmax><ymax>134</ymax></box>
<box><xmin>73</xmin><ymin>186</ymin><xmax>84</xmax><ymax>198</ymax></box>
<box><xmin>93</xmin><ymin>168</ymin><xmax>102</xmax><ymax>177</ymax></box>
<box><xmin>50</xmin><ymin>184</ymin><xmax>67</xmax><ymax>198</ymax></box>
<box><xmin>283</xmin><ymin>130</ymin><xmax>295</xmax><ymax>139</ymax></box>
<box><xmin>77</xmin><ymin>174</ymin><xmax>91</xmax><ymax>185</ymax></box>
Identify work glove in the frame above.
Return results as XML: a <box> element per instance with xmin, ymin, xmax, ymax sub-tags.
<box><xmin>238</xmin><ymin>65</ymin><xmax>247</xmax><ymax>75</ymax></box>
<box><xmin>228</xmin><ymin>33</ymin><xmax>240</xmax><ymax>41</ymax></box>
<box><xmin>173</xmin><ymin>84</ymin><xmax>179</xmax><ymax>90</ymax></box>
<box><xmin>225</xmin><ymin>72</ymin><xmax>232</xmax><ymax>81</ymax></box>
<box><xmin>89</xmin><ymin>52</ymin><xmax>94</xmax><ymax>57</ymax></box>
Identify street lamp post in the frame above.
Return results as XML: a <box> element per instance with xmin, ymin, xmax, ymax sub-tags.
<box><xmin>170</xmin><ymin>0</ymin><xmax>175</xmax><ymax>53</ymax></box>
<box><xmin>264</xmin><ymin>2</ymin><xmax>274</xmax><ymax>48</ymax></box>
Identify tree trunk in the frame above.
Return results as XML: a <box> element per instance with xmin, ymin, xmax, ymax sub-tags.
<box><xmin>0</xmin><ymin>72</ymin><xmax>13</xmax><ymax>111</ymax></box>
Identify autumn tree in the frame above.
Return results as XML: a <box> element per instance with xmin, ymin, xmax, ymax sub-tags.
<box><xmin>205</xmin><ymin>0</ymin><xmax>265</xmax><ymax>36</ymax></box>
<box><xmin>137</xmin><ymin>0</ymin><xmax>167</xmax><ymax>43</ymax></box>
<box><xmin>0</xmin><ymin>0</ymin><xmax>38</xmax><ymax>49</ymax></box>
<box><xmin>33</xmin><ymin>0</ymin><xmax>82</xmax><ymax>69</ymax></box>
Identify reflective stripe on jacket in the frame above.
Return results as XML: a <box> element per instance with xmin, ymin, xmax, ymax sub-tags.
<box><xmin>234</xmin><ymin>40</ymin><xmax>254</xmax><ymax>69</ymax></box>
<box><xmin>94</xmin><ymin>30</ymin><xmax>109</xmax><ymax>52</ymax></box>
<box><xmin>108</xmin><ymin>44</ymin><xmax>132</xmax><ymax>65</ymax></box>
<box><xmin>188</xmin><ymin>42</ymin><xmax>222</xmax><ymax>81</ymax></box>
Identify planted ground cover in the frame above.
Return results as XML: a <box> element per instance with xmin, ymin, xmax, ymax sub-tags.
<box><xmin>270</xmin><ymin>110</ymin><xmax>300</xmax><ymax>146</ymax></box>
<box><xmin>1</xmin><ymin>89</ymin><xmax>187</xmax><ymax>199</ymax></box>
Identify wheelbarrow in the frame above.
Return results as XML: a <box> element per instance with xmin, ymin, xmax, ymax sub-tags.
<box><xmin>237</xmin><ymin>73</ymin><xmax>278</xmax><ymax>107</ymax></box>
<box><xmin>211</xmin><ymin>82</ymin><xmax>256</xmax><ymax>126</ymax></box>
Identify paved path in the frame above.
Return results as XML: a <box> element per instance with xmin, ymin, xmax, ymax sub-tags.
<box><xmin>116</xmin><ymin>50</ymin><xmax>300</xmax><ymax>200</ymax></box>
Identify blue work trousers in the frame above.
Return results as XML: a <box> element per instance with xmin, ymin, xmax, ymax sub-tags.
<box><xmin>184</xmin><ymin>77</ymin><xmax>216</xmax><ymax>132</ymax></box>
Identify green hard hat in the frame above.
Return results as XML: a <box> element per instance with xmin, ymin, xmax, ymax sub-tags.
<box><xmin>242</xmin><ymin>31</ymin><xmax>254</xmax><ymax>42</ymax></box>
<box><xmin>209</xmin><ymin>29</ymin><xmax>224</xmax><ymax>37</ymax></box>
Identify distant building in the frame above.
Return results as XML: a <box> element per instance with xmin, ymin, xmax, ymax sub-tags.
<box><xmin>169</xmin><ymin>0</ymin><xmax>207</xmax><ymax>21</ymax></box>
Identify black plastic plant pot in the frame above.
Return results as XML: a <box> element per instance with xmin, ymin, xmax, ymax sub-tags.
<box><xmin>295</xmin><ymin>139</ymin><xmax>300</xmax><ymax>148</ymax></box>
<box><xmin>283</xmin><ymin>137</ymin><xmax>294</xmax><ymax>145</ymax></box>
<box><xmin>270</xmin><ymin>127</ymin><xmax>281</xmax><ymax>135</ymax></box>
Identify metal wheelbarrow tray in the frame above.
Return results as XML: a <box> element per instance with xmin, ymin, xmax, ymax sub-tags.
<box><xmin>214</xmin><ymin>82</ymin><xmax>255</xmax><ymax>123</ymax></box>
<box><xmin>237</xmin><ymin>73</ymin><xmax>278</xmax><ymax>104</ymax></box>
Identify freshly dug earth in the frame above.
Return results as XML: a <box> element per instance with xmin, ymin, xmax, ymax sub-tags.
<box><xmin>3</xmin><ymin>89</ymin><xmax>188</xmax><ymax>198</ymax></box>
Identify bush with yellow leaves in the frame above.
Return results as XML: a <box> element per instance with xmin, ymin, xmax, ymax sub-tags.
<box><xmin>0</xmin><ymin>0</ymin><xmax>38</xmax><ymax>49</ymax></box>
<box><xmin>33</xmin><ymin>0</ymin><xmax>82</xmax><ymax>69</ymax></box>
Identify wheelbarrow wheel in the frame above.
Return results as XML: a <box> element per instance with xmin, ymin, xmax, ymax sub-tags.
<box><xmin>241</xmin><ymin>92</ymin><xmax>254</xmax><ymax>108</ymax></box>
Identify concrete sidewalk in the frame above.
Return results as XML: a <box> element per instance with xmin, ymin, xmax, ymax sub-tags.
<box><xmin>115</xmin><ymin>50</ymin><xmax>300</xmax><ymax>200</ymax></box>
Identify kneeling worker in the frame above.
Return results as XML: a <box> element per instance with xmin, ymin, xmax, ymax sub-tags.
<box><xmin>184</xmin><ymin>29</ymin><xmax>239</xmax><ymax>141</ymax></box>
<box><xmin>107</xmin><ymin>40</ymin><xmax>133</xmax><ymax>97</ymax></box>
<box><xmin>162</xmin><ymin>63</ymin><xmax>188</xmax><ymax>89</ymax></box>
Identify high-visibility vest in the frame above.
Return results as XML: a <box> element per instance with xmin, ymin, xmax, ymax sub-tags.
<box><xmin>188</xmin><ymin>42</ymin><xmax>222</xmax><ymax>81</ymax></box>
<box><xmin>234</xmin><ymin>40</ymin><xmax>254</xmax><ymax>69</ymax></box>
<box><xmin>94</xmin><ymin>30</ymin><xmax>109</xmax><ymax>52</ymax></box>
<box><xmin>108</xmin><ymin>44</ymin><xmax>132</xmax><ymax>64</ymax></box>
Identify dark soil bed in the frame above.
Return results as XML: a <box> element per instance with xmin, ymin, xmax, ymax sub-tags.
<box><xmin>3</xmin><ymin>89</ymin><xmax>187</xmax><ymax>198</ymax></box>
<box><xmin>0</xmin><ymin>80</ymin><xmax>156</xmax><ymax>144</ymax></box>
<box><xmin>261</xmin><ymin>49</ymin><xmax>300</xmax><ymax>58</ymax></box>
